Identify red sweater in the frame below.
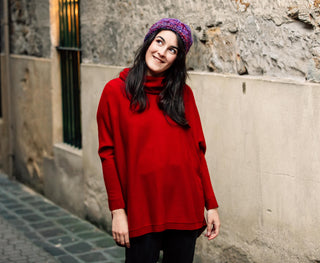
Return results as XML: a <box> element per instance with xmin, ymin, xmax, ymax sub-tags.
<box><xmin>97</xmin><ymin>68</ymin><xmax>218</xmax><ymax>238</ymax></box>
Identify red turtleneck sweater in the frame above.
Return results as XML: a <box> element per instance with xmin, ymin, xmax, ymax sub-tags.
<box><xmin>97</xmin><ymin>68</ymin><xmax>218</xmax><ymax>238</ymax></box>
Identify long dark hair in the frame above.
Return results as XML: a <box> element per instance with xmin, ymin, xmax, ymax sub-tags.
<box><xmin>125</xmin><ymin>29</ymin><xmax>190</xmax><ymax>129</ymax></box>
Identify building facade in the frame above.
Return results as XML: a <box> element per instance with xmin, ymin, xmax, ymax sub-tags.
<box><xmin>1</xmin><ymin>0</ymin><xmax>320</xmax><ymax>262</ymax></box>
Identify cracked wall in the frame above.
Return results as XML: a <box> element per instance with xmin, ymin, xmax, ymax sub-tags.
<box><xmin>81</xmin><ymin>0</ymin><xmax>320</xmax><ymax>82</ymax></box>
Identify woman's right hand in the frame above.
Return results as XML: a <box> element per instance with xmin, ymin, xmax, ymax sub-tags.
<box><xmin>111</xmin><ymin>209</ymin><xmax>130</xmax><ymax>248</ymax></box>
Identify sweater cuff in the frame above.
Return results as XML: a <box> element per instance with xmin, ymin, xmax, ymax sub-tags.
<box><xmin>108</xmin><ymin>198</ymin><xmax>126</xmax><ymax>212</ymax></box>
<box><xmin>205</xmin><ymin>196</ymin><xmax>219</xmax><ymax>210</ymax></box>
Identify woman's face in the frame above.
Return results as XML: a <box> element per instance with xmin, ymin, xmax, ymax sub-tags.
<box><xmin>145</xmin><ymin>30</ymin><xmax>179</xmax><ymax>77</ymax></box>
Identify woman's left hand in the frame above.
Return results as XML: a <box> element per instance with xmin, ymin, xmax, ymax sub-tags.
<box><xmin>205</xmin><ymin>208</ymin><xmax>220</xmax><ymax>240</ymax></box>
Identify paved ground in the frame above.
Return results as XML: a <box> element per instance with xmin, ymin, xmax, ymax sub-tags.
<box><xmin>0</xmin><ymin>173</ymin><xmax>125</xmax><ymax>263</ymax></box>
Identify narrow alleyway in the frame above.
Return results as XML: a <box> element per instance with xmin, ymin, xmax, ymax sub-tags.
<box><xmin>0</xmin><ymin>173</ymin><xmax>125</xmax><ymax>263</ymax></box>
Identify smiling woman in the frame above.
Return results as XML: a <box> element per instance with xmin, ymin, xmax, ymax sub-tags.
<box><xmin>97</xmin><ymin>18</ymin><xmax>220</xmax><ymax>263</ymax></box>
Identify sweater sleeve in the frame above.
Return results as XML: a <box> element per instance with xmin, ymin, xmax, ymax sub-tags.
<box><xmin>184</xmin><ymin>85</ymin><xmax>219</xmax><ymax>210</ymax></box>
<box><xmin>199</xmin><ymin>150</ymin><xmax>219</xmax><ymax>209</ymax></box>
<box><xmin>97</xmin><ymin>83</ymin><xmax>125</xmax><ymax>211</ymax></box>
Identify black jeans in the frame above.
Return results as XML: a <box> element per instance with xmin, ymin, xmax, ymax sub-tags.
<box><xmin>125</xmin><ymin>229</ymin><xmax>199</xmax><ymax>263</ymax></box>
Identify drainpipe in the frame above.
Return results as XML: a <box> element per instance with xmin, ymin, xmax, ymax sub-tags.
<box><xmin>3</xmin><ymin>0</ymin><xmax>13</xmax><ymax>177</ymax></box>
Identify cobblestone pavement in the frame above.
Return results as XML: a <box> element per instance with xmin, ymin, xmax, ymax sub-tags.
<box><xmin>0</xmin><ymin>173</ymin><xmax>125</xmax><ymax>263</ymax></box>
<box><xmin>0</xmin><ymin>215</ymin><xmax>58</xmax><ymax>263</ymax></box>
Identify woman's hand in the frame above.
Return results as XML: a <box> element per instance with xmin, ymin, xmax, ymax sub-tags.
<box><xmin>111</xmin><ymin>209</ymin><xmax>130</xmax><ymax>248</ymax></box>
<box><xmin>205</xmin><ymin>208</ymin><xmax>220</xmax><ymax>240</ymax></box>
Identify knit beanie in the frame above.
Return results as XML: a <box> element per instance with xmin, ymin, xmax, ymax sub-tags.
<box><xmin>144</xmin><ymin>18</ymin><xmax>193</xmax><ymax>53</ymax></box>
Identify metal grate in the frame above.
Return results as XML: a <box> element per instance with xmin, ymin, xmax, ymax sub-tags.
<box><xmin>57</xmin><ymin>0</ymin><xmax>81</xmax><ymax>148</ymax></box>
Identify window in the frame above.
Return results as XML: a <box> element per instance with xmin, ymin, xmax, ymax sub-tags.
<box><xmin>57</xmin><ymin>0</ymin><xmax>81</xmax><ymax>148</ymax></box>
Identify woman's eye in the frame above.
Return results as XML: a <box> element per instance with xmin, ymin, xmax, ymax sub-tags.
<box><xmin>156</xmin><ymin>39</ymin><xmax>163</xmax><ymax>45</ymax></box>
<box><xmin>169</xmin><ymin>48</ymin><xmax>177</xmax><ymax>54</ymax></box>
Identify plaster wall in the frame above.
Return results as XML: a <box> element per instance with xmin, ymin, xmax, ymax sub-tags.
<box><xmin>81</xmin><ymin>64</ymin><xmax>320</xmax><ymax>263</ymax></box>
<box><xmin>80</xmin><ymin>65</ymin><xmax>122</xmax><ymax>231</ymax></box>
<box><xmin>189</xmin><ymin>72</ymin><xmax>320</xmax><ymax>263</ymax></box>
<box><xmin>43</xmin><ymin>143</ymin><xmax>84</xmax><ymax>218</ymax></box>
<box><xmin>5</xmin><ymin>56</ymin><xmax>85</xmax><ymax>218</ymax></box>
<box><xmin>80</xmin><ymin>0</ymin><xmax>320</xmax><ymax>82</ymax></box>
<box><xmin>10</xmin><ymin>55</ymin><xmax>52</xmax><ymax>191</ymax></box>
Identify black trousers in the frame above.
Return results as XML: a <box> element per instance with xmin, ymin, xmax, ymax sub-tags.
<box><xmin>125</xmin><ymin>229</ymin><xmax>199</xmax><ymax>263</ymax></box>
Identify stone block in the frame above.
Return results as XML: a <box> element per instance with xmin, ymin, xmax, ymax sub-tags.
<box><xmin>78</xmin><ymin>252</ymin><xmax>107</xmax><ymax>262</ymax></box>
<box><xmin>64</xmin><ymin>241</ymin><xmax>93</xmax><ymax>254</ymax></box>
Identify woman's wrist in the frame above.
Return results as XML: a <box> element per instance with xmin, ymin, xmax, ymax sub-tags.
<box><xmin>111</xmin><ymin>208</ymin><xmax>126</xmax><ymax>216</ymax></box>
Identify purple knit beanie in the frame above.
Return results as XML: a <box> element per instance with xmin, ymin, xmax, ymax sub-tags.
<box><xmin>144</xmin><ymin>18</ymin><xmax>193</xmax><ymax>53</ymax></box>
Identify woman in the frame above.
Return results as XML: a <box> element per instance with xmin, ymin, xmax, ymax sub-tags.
<box><xmin>97</xmin><ymin>18</ymin><xmax>220</xmax><ymax>263</ymax></box>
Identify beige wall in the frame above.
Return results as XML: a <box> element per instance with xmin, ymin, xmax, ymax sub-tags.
<box><xmin>43</xmin><ymin>143</ymin><xmax>84</xmax><ymax>218</ymax></box>
<box><xmin>0</xmin><ymin>55</ymin><xmax>85</xmax><ymax>218</ymax></box>
<box><xmin>8</xmin><ymin>55</ymin><xmax>52</xmax><ymax>191</ymax></box>
<box><xmin>80</xmin><ymin>65</ymin><xmax>123</xmax><ymax>230</ymax></box>
<box><xmin>81</xmin><ymin>64</ymin><xmax>320</xmax><ymax>263</ymax></box>
<box><xmin>188</xmin><ymin>73</ymin><xmax>320</xmax><ymax>262</ymax></box>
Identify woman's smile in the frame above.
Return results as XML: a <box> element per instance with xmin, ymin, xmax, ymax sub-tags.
<box><xmin>152</xmin><ymin>55</ymin><xmax>164</xmax><ymax>63</ymax></box>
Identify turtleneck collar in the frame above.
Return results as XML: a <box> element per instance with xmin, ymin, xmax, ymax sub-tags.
<box><xmin>144</xmin><ymin>75</ymin><xmax>165</xmax><ymax>94</ymax></box>
<box><xmin>119</xmin><ymin>68</ymin><xmax>165</xmax><ymax>95</ymax></box>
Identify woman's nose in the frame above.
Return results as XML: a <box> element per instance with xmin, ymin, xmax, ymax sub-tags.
<box><xmin>157</xmin><ymin>46</ymin><xmax>166</xmax><ymax>57</ymax></box>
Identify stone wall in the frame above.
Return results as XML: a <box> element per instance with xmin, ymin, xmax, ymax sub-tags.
<box><xmin>80</xmin><ymin>0</ymin><xmax>320</xmax><ymax>82</ymax></box>
<box><xmin>9</xmin><ymin>0</ymin><xmax>50</xmax><ymax>57</ymax></box>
